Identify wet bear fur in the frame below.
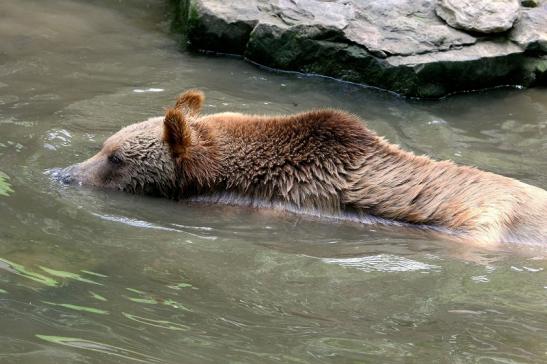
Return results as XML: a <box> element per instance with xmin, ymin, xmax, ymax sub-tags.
<box><xmin>66</xmin><ymin>90</ymin><xmax>547</xmax><ymax>245</ymax></box>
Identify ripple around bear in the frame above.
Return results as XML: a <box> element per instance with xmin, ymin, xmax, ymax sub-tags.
<box><xmin>61</xmin><ymin>90</ymin><xmax>547</xmax><ymax>245</ymax></box>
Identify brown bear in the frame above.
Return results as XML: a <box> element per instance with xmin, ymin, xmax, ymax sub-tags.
<box><xmin>60</xmin><ymin>90</ymin><xmax>547</xmax><ymax>245</ymax></box>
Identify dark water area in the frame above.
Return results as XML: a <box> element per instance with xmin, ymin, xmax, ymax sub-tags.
<box><xmin>1</xmin><ymin>0</ymin><xmax>546</xmax><ymax>363</ymax></box>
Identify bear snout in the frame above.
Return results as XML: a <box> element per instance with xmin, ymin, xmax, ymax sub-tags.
<box><xmin>59</xmin><ymin>171</ymin><xmax>75</xmax><ymax>185</ymax></box>
<box><xmin>47</xmin><ymin>165</ymin><xmax>78</xmax><ymax>185</ymax></box>
<box><xmin>52</xmin><ymin>153</ymin><xmax>123</xmax><ymax>189</ymax></box>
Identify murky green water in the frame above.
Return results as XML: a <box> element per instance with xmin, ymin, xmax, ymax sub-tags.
<box><xmin>1</xmin><ymin>1</ymin><xmax>547</xmax><ymax>363</ymax></box>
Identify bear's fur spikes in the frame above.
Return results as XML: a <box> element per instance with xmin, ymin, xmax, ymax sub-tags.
<box><xmin>63</xmin><ymin>90</ymin><xmax>547</xmax><ymax>245</ymax></box>
<box><xmin>174</xmin><ymin>89</ymin><xmax>204</xmax><ymax>117</ymax></box>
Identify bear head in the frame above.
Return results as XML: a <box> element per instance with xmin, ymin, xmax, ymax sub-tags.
<box><xmin>56</xmin><ymin>90</ymin><xmax>205</xmax><ymax>198</ymax></box>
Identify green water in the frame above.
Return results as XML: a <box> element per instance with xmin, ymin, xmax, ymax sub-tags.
<box><xmin>1</xmin><ymin>0</ymin><xmax>546</xmax><ymax>363</ymax></box>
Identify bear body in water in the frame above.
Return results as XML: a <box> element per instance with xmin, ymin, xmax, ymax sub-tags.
<box><xmin>60</xmin><ymin>90</ymin><xmax>547</xmax><ymax>245</ymax></box>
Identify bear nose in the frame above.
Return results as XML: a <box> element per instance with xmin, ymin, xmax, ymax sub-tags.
<box><xmin>47</xmin><ymin>166</ymin><xmax>75</xmax><ymax>185</ymax></box>
<box><xmin>60</xmin><ymin>173</ymin><xmax>74</xmax><ymax>185</ymax></box>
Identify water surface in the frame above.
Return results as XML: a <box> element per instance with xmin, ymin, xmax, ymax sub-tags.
<box><xmin>1</xmin><ymin>0</ymin><xmax>546</xmax><ymax>363</ymax></box>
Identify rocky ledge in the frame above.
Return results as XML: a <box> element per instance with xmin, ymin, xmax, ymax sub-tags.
<box><xmin>173</xmin><ymin>0</ymin><xmax>547</xmax><ymax>98</ymax></box>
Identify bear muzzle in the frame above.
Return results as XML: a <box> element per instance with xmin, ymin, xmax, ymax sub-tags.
<box><xmin>49</xmin><ymin>152</ymin><xmax>110</xmax><ymax>188</ymax></box>
<box><xmin>48</xmin><ymin>164</ymin><xmax>86</xmax><ymax>186</ymax></box>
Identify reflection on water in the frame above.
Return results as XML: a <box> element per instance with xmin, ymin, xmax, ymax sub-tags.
<box><xmin>36</xmin><ymin>335</ymin><xmax>165</xmax><ymax>363</ymax></box>
<box><xmin>322</xmin><ymin>254</ymin><xmax>441</xmax><ymax>272</ymax></box>
<box><xmin>1</xmin><ymin>0</ymin><xmax>547</xmax><ymax>363</ymax></box>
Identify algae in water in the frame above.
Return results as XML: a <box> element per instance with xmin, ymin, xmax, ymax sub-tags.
<box><xmin>0</xmin><ymin>171</ymin><xmax>13</xmax><ymax>197</ymax></box>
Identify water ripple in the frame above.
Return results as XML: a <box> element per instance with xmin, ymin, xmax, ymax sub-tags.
<box><xmin>91</xmin><ymin>213</ymin><xmax>179</xmax><ymax>232</ymax></box>
<box><xmin>35</xmin><ymin>335</ymin><xmax>164</xmax><ymax>363</ymax></box>
<box><xmin>322</xmin><ymin>254</ymin><xmax>441</xmax><ymax>272</ymax></box>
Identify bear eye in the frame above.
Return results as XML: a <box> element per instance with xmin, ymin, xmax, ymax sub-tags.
<box><xmin>108</xmin><ymin>153</ymin><xmax>123</xmax><ymax>165</ymax></box>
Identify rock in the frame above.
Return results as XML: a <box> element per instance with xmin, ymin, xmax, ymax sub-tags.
<box><xmin>510</xmin><ymin>6</ymin><xmax>547</xmax><ymax>52</ymax></box>
<box><xmin>185</xmin><ymin>0</ymin><xmax>261</xmax><ymax>54</ymax></box>
<box><xmin>173</xmin><ymin>0</ymin><xmax>547</xmax><ymax>98</ymax></box>
<box><xmin>523</xmin><ymin>56</ymin><xmax>547</xmax><ymax>85</ymax></box>
<box><xmin>268</xmin><ymin>0</ymin><xmax>354</xmax><ymax>29</ymax></box>
<box><xmin>435</xmin><ymin>0</ymin><xmax>520</xmax><ymax>34</ymax></box>
<box><xmin>385</xmin><ymin>42</ymin><xmax>527</xmax><ymax>96</ymax></box>
<box><xmin>247</xmin><ymin>26</ymin><xmax>526</xmax><ymax>97</ymax></box>
<box><xmin>341</xmin><ymin>1</ymin><xmax>477</xmax><ymax>58</ymax></box>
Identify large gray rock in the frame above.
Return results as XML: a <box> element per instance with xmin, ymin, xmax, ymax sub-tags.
<box><xmin>174</xmin><ymin>0</ymin><xmax>547</xmax><ymax>98</ymax></box>
<box><xmin>435</xmin><ymin>0</ymin><xmax>520</xmax><ymax>34</ymax></box>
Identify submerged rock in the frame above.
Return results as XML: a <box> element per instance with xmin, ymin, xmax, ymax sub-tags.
<box><xmin>174</xmin><ymin>0</ymin><xmax>547</xmax><ymax>98</ymax></box>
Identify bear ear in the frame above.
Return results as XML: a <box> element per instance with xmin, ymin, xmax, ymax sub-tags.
<box><xmin>174</xmin><ymin>89</ymin><xmax>204</xmax><ymax>117</ymax></box>
<box><xmin>163</xmin><ymin>107</ymin><xmax>191</xmax><ymax>158</ymax></box>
